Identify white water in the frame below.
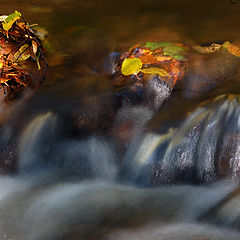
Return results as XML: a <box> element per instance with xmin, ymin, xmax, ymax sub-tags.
<box><xmin>0</xmin><ymin>94</ymin><xmax>240</xmax><ymax>239</ymax></box>
<box><xmin>121</xmin><ymin>95</ymin><xmax>240</xmax><ymax>185</ymax></box>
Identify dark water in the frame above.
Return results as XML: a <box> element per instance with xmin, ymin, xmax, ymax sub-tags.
<box><xmin>1</xmin><ymin>1</ymin><xmax>240</xmax><ymax>240</ymax></box>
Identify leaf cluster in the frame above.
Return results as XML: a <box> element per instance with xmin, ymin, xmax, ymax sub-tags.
<box><xmin>0</xmin><ymin>10</ymin><xmax>48</xmax><ymax>92</ymax></box>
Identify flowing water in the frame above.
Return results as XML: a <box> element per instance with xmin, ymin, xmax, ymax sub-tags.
<box><xmin>1</xmin><ymin>0</ymin><xmax>240</xmax><ymax>240</ymax></box>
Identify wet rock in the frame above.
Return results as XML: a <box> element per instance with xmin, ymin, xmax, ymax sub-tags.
<box><xmin>183</xmin><ymin>47</ymin><xmax>240</xmax><ymax>98</ymax></box>
<box><xmin>110</xmin><ymin>42</ymin><xmax>188</xmax><ymax>110</ymax></box>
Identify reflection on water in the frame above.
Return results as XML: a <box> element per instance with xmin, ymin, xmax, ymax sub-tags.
<box><xmin>0</xmin><ymin>0</ymin><xmax>240</xmax><ymax>239</ymax></box>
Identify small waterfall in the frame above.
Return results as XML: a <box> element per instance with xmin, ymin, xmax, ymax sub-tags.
<box><xmin>1</xmin><ymin>92</ymin><xmax>240</xmax><ymax>239</ymax></box>
<box><xmin>18</xmin><ymin>112</ymin><xmax>117</xmax><ymax>181</ymax></box>
<box><xmin>120</xmin><ymin>95</ymin><xmax>240</xmax><ymax>185</ymax></box>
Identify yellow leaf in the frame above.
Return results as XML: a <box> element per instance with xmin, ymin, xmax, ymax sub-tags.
<box><xmin>121</xmin><ymin>58</ymin><xmax>142</xmax><ymax>76</ymax></box>
<box><xmin>225</xmin><ymin>42</ymin><xmax>240</xmax><ymax>57</ymax></box>
<box><xmin>222</xmin><ymin>41</ymin><xmax>231</xmax><ymax>49</ymax></box>
<box><xmin>2</xmin><ymin>11</ymin><xmax>21</xmax><ymax>31</ymax></box>
<box><xmin>14</xmin><ymin>44</ymin><xmax>31</xmax><ymax>61</ymax></box>
<box><xmin>141</xmin><ymin>67</ymin><xmax>170</xmax><ymax>77</ymax></box>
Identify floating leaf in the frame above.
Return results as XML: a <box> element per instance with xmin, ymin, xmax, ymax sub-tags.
<box><xmin>121</xmin><ymin>58</ymin><xmax>142</xmax><ymax>76</ymax></box>
<box><xmin>145</xmin><ymin>41</ymin><xmax>172</xmax><ymax>50</ymax></box>
<box><xmin>141</xmin><ymin>67</ymin><xmax>170</xmax><ymax>77</ymax></box>
<box><xmin>14</xmin><ymin>44</ymin><xmax>31</xmax><ymax>61</ymax></box>
<box><xmin>2</xmin><ymin>11</ymin><xmax>21</xmax><ymax>31</ymax></box>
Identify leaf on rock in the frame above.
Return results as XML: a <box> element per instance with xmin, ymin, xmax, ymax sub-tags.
<box><xmin>145</xmin><ymin>41</ymin><xmax>172</xmax><ymax>50</ymax></box>
<box><xmin>14</xmin><ymin>44</ymin><xmax>31</xmax><ymax>61</ymax></box>
<box><xmin>163</xmin><ymin>45</ymin><xmax>185</xmax><ymax>54</ymax></box>
<box><xmin>170</xmin><ymin>54</ymin><xmax>186</xmax><ymax>61</ymax></box>
<box><xmin>32</xmin><ymin>40</ymin><xmax>38</xmax><ymax>54</ymax></box>
<box><xmin>139</xmin><ymin>54</ymin><xmax>158</xmax><ymax>64</ymax></box>
<box><xmin>141</xmin><ymin>67</ymin><xmax>170</xmax><ymax>77</ymax></box>
<box><xmin>223</xmin><ymin>41</ymin><xmax>240</xmax><ymax>57</ymax></box>
<box><xmin>36</xmin><ymin>51</ymin><xmax>41</xmax><ymax>70</ymax></box>
<box><xmin>162</xmin><ymin>45</ymin><xmax>186</xmax><ymax>60</ymax></box>
<box><xmin>121</xmin><ymin>57</ymin><xmax>142</xmax><ymax>76</ymax></box>
<box><xmin>2</xmin><ymin>11</ymin><xmax>21</xmax><ymax>31</ymax></box>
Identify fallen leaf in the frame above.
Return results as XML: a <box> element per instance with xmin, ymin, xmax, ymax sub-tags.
<box><xmin>223</xmin><ymin>41</ymin><xmax>240</xmax><ymax>57</ymax></box>
<box><xmin>2</xmin><ymin>11</ymin><xmax>21</xmax><ymax>31</ymax></box>
<box><xmin>170</xmin><ymin>54</ymin><xmax>186</xmax><ymax>61</ymax></box>
<box><xmin>14</xmin><ymin>44</ymin><xmax>31</xmax><ymax>61</ymax></box>
<box><xmin>121</xmin><ymin>58</ymin><xmax>142</xmax><ymax>76</ymax></box>
<box><xmin>141</xmin><ymin>67</ymin><xmax>170</xmax><ymax>77</ymax></box>
<box><xmin>32</xmin><ymin>40</ymin><xmax>38</xmax><ymax>54</ymax></box>
<box><xmin>162</xmin><ymin>45</ymin><xmax>186</xmax><ymax>60</ymax></box>
<box><xmin>36</xmin><ymin>51</ymin><xmax>41</xmax><ymax>70</ymax></box>
<box><xmin>163</xmin><ymin>45</ymin><xmax>185</xmax><ymax>55</ymax></box>
<box><xmin>145</xmin><ymin>41</ymin><xmax>172</xmax><ymax>50</ymax></box>
<box><xmin>138</xmin><ymin>54</ymin><xmax>158</xmax><ymax>64</ymax></box>
<box><xmin>156</xmin><ymin>56</ymin><xmax>173</xmax><ymax>62</ymax></box>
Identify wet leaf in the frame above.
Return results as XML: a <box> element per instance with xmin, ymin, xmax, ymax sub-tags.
<box><xmin>14</xmin><ymin>44</ymin><xmax>31</xmax><ymax>61</ymax></box>
<box><xmin>162</xmin><ymin>45</ymin><xmax>186</xmax><ymax>60</ymax></box>
<box><xmin>139</xmin><ymin>54</ymin><xmax>158</xmax><ymax>64</ymax></box>
<box><xmin>32</xmin><ymin>40</ymin><xmax>38</xmax><ymax>54</ymax></box>
<box><xmin>36</xmin><ymin>52</ymin><xmax>41</xmax><ymax>70</ymax></box>
<box><xmin>171</xmin><ymin>54</ymin><xmax>186</xmax><ymax>61</ymax></box>
<box><xmin>163</xmin><ymin>45</ymin><xmax>185</xmax><ymax>55</ymax></box>
<box><xmin>222</xmin><ymin>41</ymin><xmax>231</xmax><ymax>48</ymax></box>
<box><xmin>2</xmin><ymin>11</ymin><xmax>21</xmax><ymax>31</ymax></box>
<box><xmin>223</xmin><ymin>41</ymin><xmax>240</xmax><ymax>57</ymax></box>
<box><xmin>121</xmin><ymin>58</ymin><xmax>142</xmax><ymax>76</ymax></box>
<box><xmin>145</xmin><ymin>41</ymin><xmax>172</xmax><ymax>50</ymax></box>
<box><xmin>141</xmin><ymin>67</ymin><xmax>170</xmax><ymax>77</ymax></box>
